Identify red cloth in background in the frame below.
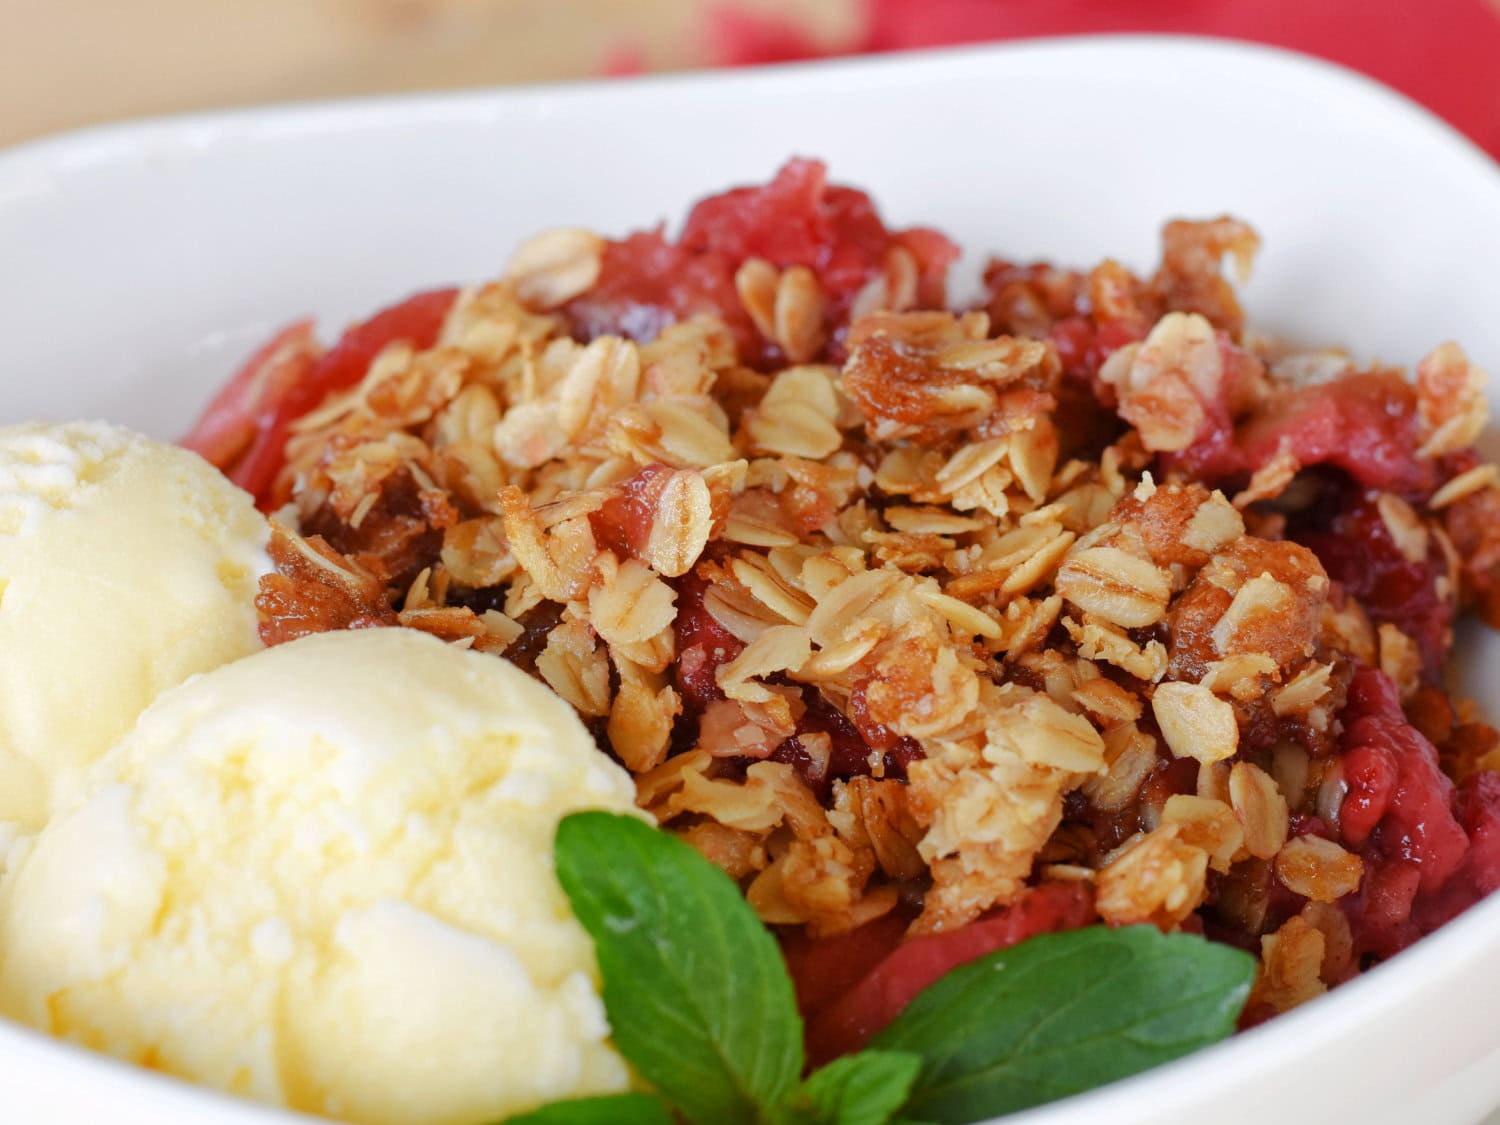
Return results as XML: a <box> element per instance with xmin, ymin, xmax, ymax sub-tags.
<box><xmin>696</xmin><ymin>0</ymin><xmax>1500</xmax><ymax>157</ymax></box>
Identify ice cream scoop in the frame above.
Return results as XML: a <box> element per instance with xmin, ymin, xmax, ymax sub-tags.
<box><xmin>0</xmin><ymin>627</ymin><xmax>641</xmax><ymax>1125</ymax></box>
<box><xmin>0</xmin><ymin>421</ymin><xmax>267</xmax><ymax>844</ymax></box>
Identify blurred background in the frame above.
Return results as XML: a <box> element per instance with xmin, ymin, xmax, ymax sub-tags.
<box><xmin>4</xmin><ymin>0</ymin><xmax>1500</xmax><ymax>154</ymax></box>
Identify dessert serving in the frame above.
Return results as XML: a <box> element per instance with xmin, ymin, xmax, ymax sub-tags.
<box><xmin>2</xmin><ymin>158</ymin><xmax>1499</xmax><ymax>1125</ymax></box>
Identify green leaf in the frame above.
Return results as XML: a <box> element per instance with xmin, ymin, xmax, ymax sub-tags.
<box><xmin>783</xmin><ymin>1050</ymin><xmax>923</xmax><ymax>1125</ymax></box>
<box><xmin>500</xmin><ymin>1093</ymin><xmax>675</xmax><ymax>1124</ymax></box>
<box><xmin>873</xmin><ymin>925</ymin><xmax>1255</xmax><ymax>1123</ymax></box>
<box><xmin>554</xmin><ymin>812</ymin><xmax>804</xmax><ymax>1125</ymax></box>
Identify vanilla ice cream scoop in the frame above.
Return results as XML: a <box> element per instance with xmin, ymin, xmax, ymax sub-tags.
<box><xmin>0</xmin><ymin>628</ymin><xmax>641</xmax><ymax>1125</ymax></box>
<box><xmin>0</xmin><ymin>421</ymin><xmax>267</xmax><ymax>839</ymax></box>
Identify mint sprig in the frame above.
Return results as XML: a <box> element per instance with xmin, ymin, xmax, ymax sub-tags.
<box><xmin>508</xmin><ymin>812</ymin><xmax>1256</xmax><ymax>1125</ymax></box>
<box><xmin>554</xmin><ymin>812</ymin><xmax>803</xmax><ymax>1124</ymax></box>
<box><xmin>502</xmin><ymin>1093</ymin><xmax>674</xmax><ymax>1124</ymax></box>
<box><xmin>781</xmin><ymin>1049</ymin><xmax>924</xmax><ymax>1125</ymax></box>
<box><xmin>873</xmin><ymin>925</ymin><xmax>1255</xmax><ymax>1122</ymax></box>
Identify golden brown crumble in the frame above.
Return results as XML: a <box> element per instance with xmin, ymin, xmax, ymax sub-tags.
<box><xmin>246</xmin><ymin>203</ymin><xmax>1500</xmax><ymax>1015</ymax></box>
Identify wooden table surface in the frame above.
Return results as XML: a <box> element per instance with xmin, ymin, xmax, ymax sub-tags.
<box><xmin>0</xmin><ymin>0</ymin><xmax>856</xmax><ymax>148</ymax></box>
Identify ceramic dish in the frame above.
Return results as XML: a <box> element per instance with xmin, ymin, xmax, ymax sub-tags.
<box><xmin>2</xmin><ymin>34</ymin><xmax>1499</xmax><ymax>1125</ymax></box>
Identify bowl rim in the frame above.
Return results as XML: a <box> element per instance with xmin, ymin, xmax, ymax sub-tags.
<box><xmin>4</xmin><ymin>30</ymin><xmax>1500</xmax><ymax>1125</ymax></box>
<box><xmin>3</xmin><ymin>30</ymin><xmax>1496</xmax><ymax>187</ymax></box>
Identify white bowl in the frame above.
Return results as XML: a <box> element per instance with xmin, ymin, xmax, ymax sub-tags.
<box><xmin>3</xmin><ymin>34</ymin><xmax>1500</xmax><ymax>1125</ymax></box>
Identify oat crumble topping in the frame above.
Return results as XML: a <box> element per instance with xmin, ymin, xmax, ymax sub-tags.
<box><xmin>192</xmin><ymin>159</ymin><xmax>1500</xmax><ymax>1045</ymax></box>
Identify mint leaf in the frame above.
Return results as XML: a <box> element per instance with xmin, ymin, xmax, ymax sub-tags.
<box><xmin>781</xmin><ymin>1050</ymin><xmax>923</xmax><ymax>1125</ymax></box>
<box><xmin>501</xmin><ymin>1093</ymin><xmax>674</xmax><ymax>1124</ymax></box>
<box><xmin>554</xmin><ymin>812</ymin><xmax>804</xmax><ymax>1125</ymax></box>
<box><xmin>873</xmin><ymin>925</ymin><xmax>1255</xmax><ymax>1123</ymax></box>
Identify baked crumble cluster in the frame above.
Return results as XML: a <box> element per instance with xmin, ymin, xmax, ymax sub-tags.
<box><xmin>218</xmin><ymin>159</ymin><xmax>1500</xmax><ymax>1043</ymax></box>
